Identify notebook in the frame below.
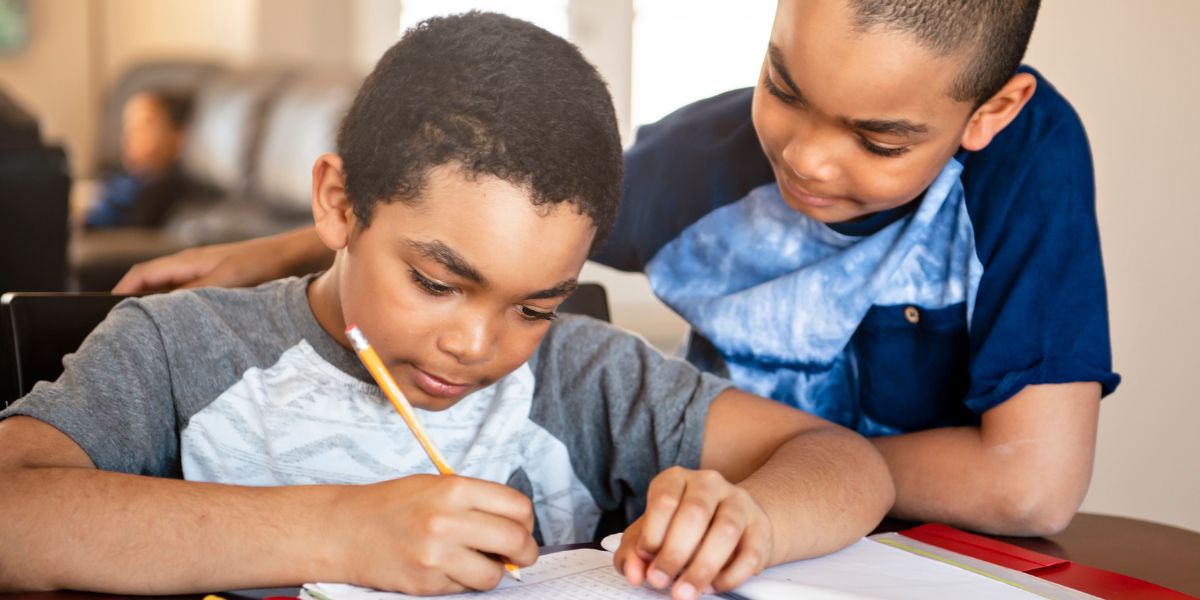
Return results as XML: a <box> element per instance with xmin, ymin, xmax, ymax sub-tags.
<box><xmin>301</xmin><ymin>532</ymin><xmax>1098</xmax><ymax>600</ymax></box>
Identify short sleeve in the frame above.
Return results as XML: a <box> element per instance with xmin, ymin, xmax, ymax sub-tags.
<box><xmin>592</xmin><ymin>88</ymin><xmax>774</xmax><ymax>272</ymax></box>
<box><xmin>961</xmin><ymin>85</ymin><xmax>1121</xmax><ymax>413</ymax></box>
<box><xmin>529</xmin><ymin>315</ymin><xmax>733</xmax><ymax>523</ymax></box>
<box><xmin>0</xmin><ymin>300</ymin><xmax>182</xmax><ymax>476</ymax></box>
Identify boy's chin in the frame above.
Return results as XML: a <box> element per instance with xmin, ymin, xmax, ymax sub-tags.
<box><xmin>408</xmin><ymin>395</ymin><xmax>466</xmax><ymax>412</ymax></box>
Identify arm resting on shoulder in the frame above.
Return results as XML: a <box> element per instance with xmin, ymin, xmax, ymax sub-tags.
<box><xmin>872</xmin><ymin>382</ymin><xmax>1100</xmax><ymax>536</ymax></box>
<box><xmin>114</xmin><ymin>226</ymin><xmax>332</xmax><ymax>294</ymax></box>
<box><xmin>700</xmin><ymin>389</ymin><xmax>895</xmax><ymax>563</ymax></box>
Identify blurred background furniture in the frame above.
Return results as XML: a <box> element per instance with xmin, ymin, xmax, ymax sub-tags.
<box><xmin>0</xmin><ymin>86</ymin><xmax>70</xmax><ymax>294</ymax></box>
<box><xmin>0</xmin><ymin>292</ymin><xmax>130</xmax><ymax>407</ymax></box>
<box><xmin>70</xmin><ymin>61</ymin><xmax>362</xmax><ymax>291</ymax></box>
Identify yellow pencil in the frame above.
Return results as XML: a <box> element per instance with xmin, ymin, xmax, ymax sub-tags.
<box><xmin>346</xmin><ymin>324</ymin><xmax>522</xmax><ymax>582</ymax></box>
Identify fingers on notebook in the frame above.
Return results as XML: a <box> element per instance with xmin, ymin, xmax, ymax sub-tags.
<box><xmin>615</xmin><ymin>517</ymin><xmax>654</xmax><ymax>586</ymax></box>
<box><xmin>630</xmin><ymin>467</ymin><xmax>772</xmax><ymax>599</ymax></box>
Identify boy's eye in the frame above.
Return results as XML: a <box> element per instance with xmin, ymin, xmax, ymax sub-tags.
<box><xmin>763</xmin><ymin>75</ymin><xmax>801</xmax><ymax>106</ymax></box>
<box><xmin>859</xmin><ymin>136</ymin><xmax>911</xmax><ymax>158</ymax></box>
<box><xmin>518</xmin><ymin>305</ymin><xmax>557</xmax><ymax>322</ymax></box>
<box><xmin>410</xmin><ymin>268</ymin><xmax>455</xmax><ymax>296</ymax></box>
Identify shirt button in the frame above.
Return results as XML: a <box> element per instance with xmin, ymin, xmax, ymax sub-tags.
<box><xmin>904</xmin><ymin>306</ymin><xmax>921</xmax><ymax>324</ymax></box>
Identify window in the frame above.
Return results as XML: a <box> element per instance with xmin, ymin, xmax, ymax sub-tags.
<box><xmin>630</xmin><ymin>0</ymin><xmax>775</xmax><ymax>131</ymax></box>
<box><xmin>399</xmin><ymin>0</ymin><xmax>569</xmax><ymax>39</ymax></box>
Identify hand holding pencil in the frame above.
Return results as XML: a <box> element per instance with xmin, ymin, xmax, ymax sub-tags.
<box><xmin>346</xmin><ymin>324</ymin><xmax>528</xmax><ymax>584</ymax></box>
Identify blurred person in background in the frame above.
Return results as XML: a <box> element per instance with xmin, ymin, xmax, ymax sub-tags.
<box><xmin>85</xmin><ymin>90</ymin><xmax>191</xmax><ymax>230</ymax></box>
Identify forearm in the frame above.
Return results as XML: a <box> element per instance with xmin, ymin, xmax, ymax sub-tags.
<box><xmin>274</xmin><ymin>226</ymin><xmax>333</xmax><ymax>276</ymax></box>
<box><xmin>738</xmin><ymin>427</ymin><xmax>893</xmax><ymax>563</ymax></box>
<box><xmin>0</xmin><ymin>466</ymin><xmax>343</xmax><ymax>593</ymax></box>
<box><xmin>872</xmin><ymin>425</ymin><xmax>1089</xmax><ymax>535</ymax></box>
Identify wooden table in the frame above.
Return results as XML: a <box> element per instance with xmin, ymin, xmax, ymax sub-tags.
<box><xmin>6</xmin><ymin>513</ymin><xmax>1198</xmax><ymax>599</ymax></box>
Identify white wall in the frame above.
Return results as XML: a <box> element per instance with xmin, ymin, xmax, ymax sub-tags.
<box><xmin>1024</xmin><ymin>0</ymin><xmax>1200</xmax><ymax>532</ymax></box>
<box><xmin>350</xmin><ymin>0</ymin><xmax>403</xmax><ymax>73</ymax></box>
<box><xmin>101</xmin><ymin>0</ymin><xmax>259</xmax><ymax>82</ymax></box>
<box><xmin>0</xmin><ymin>0</ymin><xmax>96</xmax><ymax>175</ymax></box>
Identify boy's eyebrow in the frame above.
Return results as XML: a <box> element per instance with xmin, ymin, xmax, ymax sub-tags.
<box><xmin>767</xmin><ymin>45</ymin><xmax>806</xmax><ymax>103</ymax></box>
<box><xmin>407</xmin><ymin>240</ymin><xmax>485</xmax><ymax>284</ymax></box>
<box><xmin>846</xmin><ymin>117</ymin><xmax>929</xmax><ymax>137</ymax></box>
<box><xmin>406</xmin><ymin>239</ymin><xmax>578</xmax><ymax>300</ymax></box>
<box><xmin>527</xmin><ymin>279</ymin><xmax>579</xmax><ymax>300</ymax></box>
<box><xmin>767</xmin><ymin>44</ymin><xmax>930</xmax><ymax>138</ymax></box>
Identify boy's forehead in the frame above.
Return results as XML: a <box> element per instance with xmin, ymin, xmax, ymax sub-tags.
<box><xmin>371</xmin><ymin>165</ymin><xmax>594</xmax><ymax>290</ymax></box>
<box><xmin>772</xmin><ymin>0</ymin><xmax>971</xmax><ymax>122</ymax></box>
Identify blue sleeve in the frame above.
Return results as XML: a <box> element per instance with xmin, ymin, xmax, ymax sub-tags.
<box><xmin>592</xmin><ymin>89</ymin><xmax>774</xmax><ymax>272</ymax></box>
<box><xmin>961</xmin><ymin>75</ymin><xmax>1120</xmax><ymax>413</ymax></box>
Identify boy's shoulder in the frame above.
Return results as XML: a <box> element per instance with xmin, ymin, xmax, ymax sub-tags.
<box><xmin>532</xmin><ymin>312</ymin><xmax>732</xmax><ymax>410</ymax></box>
<box><xmin>533</xmin><ymin>312</ymin><xmax>642</xmax><ymax>372</ymax></box>
<box><xmin>125</xmin><ymin>276</ymin><xmax>308</xmax><ymax>346</ymax></box>
<box><xmin>960</xmin><ymin>66</ymin><xmax>1097</xmax><ymax>264</ymax></box>
<box><xmin>964</xmin><ymin>65</ymin><xmax>1089</xmax><ymax>177</ymax></box>
<box><xmin>0</xmin><ymin>277</ymin><xmax>319</xmax><ymax>477</ymax></box>
<box><xmin>111</xmin><ymin>276</ymin><xmax>321</xmax><ymax>386</ymax></box>
<box><xmin>132</xmin><ymin>276</ymin><xmax>298</xmax><ymax>320</ymax></box>
<box><xmin>535</xmin><ymin>312</ymin><xmax>676</xmax><ymax>369</ymax></box>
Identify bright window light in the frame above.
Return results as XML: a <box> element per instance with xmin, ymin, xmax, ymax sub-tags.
<box><xmin>398</xmin><ymin>0</ymin><xmax>569</xmax><ymax>39</ymax></box>
<box><xmin>631</xmin><ymin>0</ymin><xmax>776</xmax><ymax>131</ymax></box>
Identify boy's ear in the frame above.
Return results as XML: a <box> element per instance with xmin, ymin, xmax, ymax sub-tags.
<box><xmin>311</xmin><ymin>153</ymin><xmax>357</xmax><ymax>251</ymax></box>
<box><xmin>960</xmin><ymin>72</ymin><xmax>1038</xmax><ymax>152</ymax></box>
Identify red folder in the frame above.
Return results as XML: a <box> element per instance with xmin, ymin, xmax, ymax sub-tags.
<box><xmin>901</xmin><ymin>524</ymin><xmax>1195</xmax><ymax>599</ymax></box>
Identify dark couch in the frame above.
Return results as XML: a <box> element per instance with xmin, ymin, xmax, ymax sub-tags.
<box><xmin>0</xmin><ymin>86</ymin><xmax>70</xmax><ymax>293</ymax></box>
<box><xmin>71</xmin><ymin>60</ymin><xmax>362</xmax><ymax>290</ymax></box>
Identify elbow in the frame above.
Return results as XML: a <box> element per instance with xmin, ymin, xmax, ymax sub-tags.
<box><xmin>984</xmin><ymin>474</ymin><xmax>1085</xmax><ymax>537</ymax></box>
<box><xmin>873</xmin><ymin>454</ymin><xmax>898</xmax><ymax>525</ymax></box>
<box><xmin>993</xmin><ymin>491</ymin><xmax>1079</xmax><ymax>537</ymax></box>
<box><xmin>857</xmin><ymin>439</ymin><xmax>897</xmax><ymax>533</ymax></box>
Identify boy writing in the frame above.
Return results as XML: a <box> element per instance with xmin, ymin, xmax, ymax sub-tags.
<box><xmin>0</xmin><ymin>12</ymin><xmax>892</xmax><ymax>600</ymax></box>
<box><xmin>120</xmin><ymin>0</ymin><xmax>1120</xmax><ymax>536</ymax></box>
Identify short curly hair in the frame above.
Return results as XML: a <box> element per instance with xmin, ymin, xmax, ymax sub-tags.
<box><xmin>337</xmin><ymin>12</ymin><xmax>623</xmax><ymax>247</ymax></box>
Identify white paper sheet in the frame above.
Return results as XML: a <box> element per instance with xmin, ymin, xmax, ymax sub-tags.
<box><xmin>305</xmin><ymin>549</ymin><xmax>698</xmax><ymax>599</ymax></box>
<box><xmin>305</xmin><ymin>537</ymin><xmax>1064</xmax><ymax>600</ymax></box>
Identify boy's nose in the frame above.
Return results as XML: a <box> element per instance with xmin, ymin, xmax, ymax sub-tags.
<box><xmin>782</xmin><ymin>133</ymin><xmax>837</xmax><ymax>183</ymax></box>
<box><xmin>437</xmin><ymin>315</ymin><xmax>495</xmax><ymax>365</ymax></box>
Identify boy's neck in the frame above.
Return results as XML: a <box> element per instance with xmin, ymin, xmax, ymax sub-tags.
<box><xmin>825</xmin><ymin>192</ymin><xmax>924</xmax><ymax>237</ymax></box>
<box><xmin>307</xmin><ymin>270</ymin><xmax>353</xmax><ymax>350</ymax></box>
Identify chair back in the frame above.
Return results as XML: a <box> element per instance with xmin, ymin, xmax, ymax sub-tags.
<box><xmin>0</xmin><ymin>284</ymin><xmax>610</xmax><ymax>407</ymax></box>
<box><xmin>559</xmin><ymin>283</ymin><xmax>610</xmax><ymax>323</ymax></box>
<box><xmin>0</xmin><ymin>293</ymin><xmax>130</xmax><ymax>407</ymax></box>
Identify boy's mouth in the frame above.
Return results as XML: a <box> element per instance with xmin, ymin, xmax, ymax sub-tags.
<box><xmin>778</xmin><ymin>173</ymin><xmax>840</xmax><ymax>209</ymax></box>
<box><xmin>409</xmin><ymin>365</ymin><xmax>472</xmax><ymax>399</ymax></box>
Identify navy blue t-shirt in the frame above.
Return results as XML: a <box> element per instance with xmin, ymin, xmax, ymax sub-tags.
<box><xmin>594</xmin><ymin>66</ymin><xmax>1120</xmax><ymax>436</ymax></box>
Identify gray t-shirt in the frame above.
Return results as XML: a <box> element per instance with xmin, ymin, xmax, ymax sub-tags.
<box><xmin>0</xmin><ymin>276</ymin><xmax>731</xmax><ymax>544</ymax></box>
